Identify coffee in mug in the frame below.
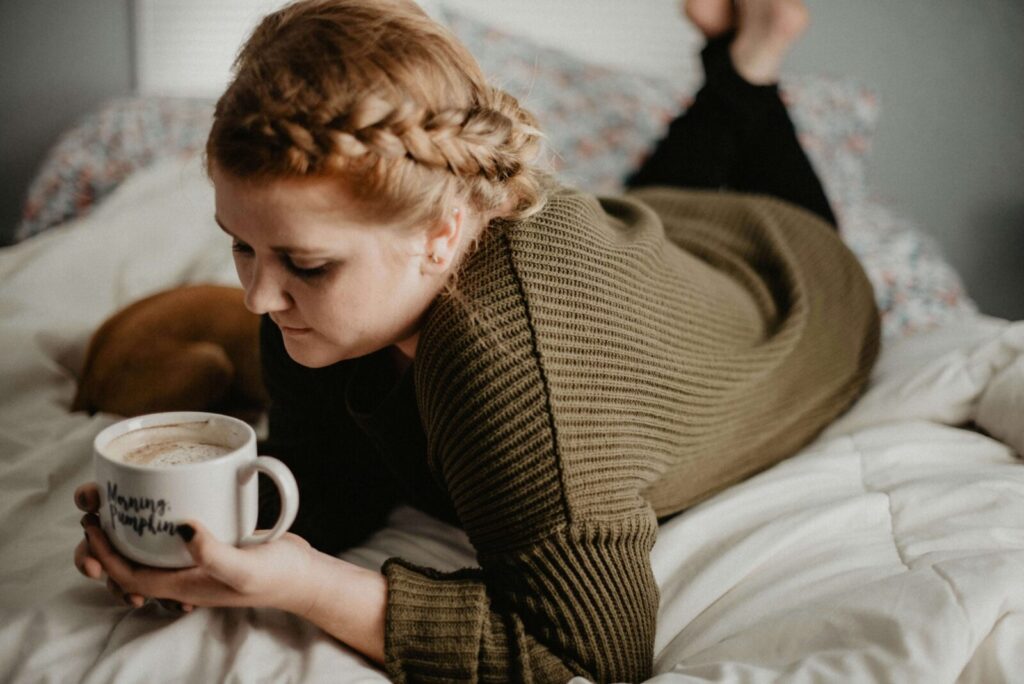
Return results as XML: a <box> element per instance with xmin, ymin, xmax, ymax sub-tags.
<box><xmin>93</xmin><ymin>411</ymin><xmax>299</xmax><ymax>568</ymax></box>
<box><xmin>105</xmin><ymin>423</ymin><xmax>235</xmax><ymax>467</ymax></box>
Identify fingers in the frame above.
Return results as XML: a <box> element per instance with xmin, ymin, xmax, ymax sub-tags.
<box><xmin>74</xmin><ymin>482</ymin><xmax>100</xmax><ymax>513</ymax></box>
<box><xmin>74</xmin><ymin>485</ymin><xmax>116</xmax><ymax>588</ymax></box>
<box><xmin>78</xmin><ymin>511</ymin><xmax>198</xmax><ymax>610</ymax></box>
<box><xmin>155</xmin><ymin>598</ymin><xmax>194</xmax><ymax>613</ymax></box>
<box><xmin>81</xmin><ymin>514</ymin><xmax>166</xmax><ymax>599</ymax></box>
<box><xmin>74</xmin><ymin>537</ymin><xmax>104</xmax><ymax>581</ymax></box>
<box><xmin>177</xmin><ymin>519</ymin><xmax>252</xmax><ymax>593</ymax></box>
<box><xmin>82</xmin><ymin>517</ymin><xmax>195</xmax><ymax>612</ymax></box>
<box><xmin>78</xmin><ymin>513</ymin><xmax>232</xmax><ymax>614</ymax></box>
<box><xmin>81</xmin><ymin>513</ymin><xmax>137</xmax><ymax>577</ymax></box>
<box><xmin>76</xmin><ymin>521</ymin><xmax>146</xmax><ymax>607</ymax></box>
<box><xmin>106</xmin><ymin>576</ymin><xmax>144</xmax><ymax>608</ymax></box>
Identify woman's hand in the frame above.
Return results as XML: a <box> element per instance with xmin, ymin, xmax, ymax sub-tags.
<box><xmin>73</xmin><ymin>482</ymin><xmax>318</xmax><ymax>614</ymax></box>
<box><xmin>73</xmin><ymin>482</ymin><xmax>387</xmax><ymax>664</ymax></box>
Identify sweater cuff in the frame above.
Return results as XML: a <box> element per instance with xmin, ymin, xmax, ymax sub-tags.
<box><xmin>382</xmin><ymin>557</ymin><xmax>499</xmax><ymax>682</ymax></box>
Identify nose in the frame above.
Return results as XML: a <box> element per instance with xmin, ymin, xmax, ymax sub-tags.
<box><xmin>242</xmin><ymin>260</ymin><xmax>293</xmax><ymax>315</ymax></box>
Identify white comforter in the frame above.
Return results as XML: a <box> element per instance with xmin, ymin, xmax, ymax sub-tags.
<box><xmin>1</xmin><ymin>155</ymin><xmax>1022</xmax><ymax>683</ymax></box>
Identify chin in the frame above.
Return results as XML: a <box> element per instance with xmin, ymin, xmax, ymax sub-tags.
<box><xmin>286</xmin><ymin>350</ymin><xmax>343</xmax><ymax>369</ymax></box>
<box><xmin>281</xmin><ymin>335</ymin><xmax>328</xmax><ymax>366</ymax></box>
<box><xmin>282</xmin><ymin>335</ymin><xmax>356</xmax><ymax>369</ymax></box>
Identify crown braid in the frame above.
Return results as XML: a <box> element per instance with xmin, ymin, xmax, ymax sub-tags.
<box><xmin>207</xmin><ymin>0</ymin><xmax>552</xmax><ymax>224</ymax></box>
<box><xmin>240</xmin><ymin>91</ymin><xmax>536</xmax><ymax>183</ymax></box>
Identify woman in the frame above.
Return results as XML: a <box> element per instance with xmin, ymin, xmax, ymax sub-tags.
<box><xmin>73</xmin><ymin>0</ymin><xmax>880</xmax><ymax>680</ymax></box>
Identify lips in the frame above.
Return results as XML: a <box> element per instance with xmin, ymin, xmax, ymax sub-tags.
<box><xmin>273</xmin><ymin>320</ymin><xmax>311</xmax><ymax>332</ymax></box>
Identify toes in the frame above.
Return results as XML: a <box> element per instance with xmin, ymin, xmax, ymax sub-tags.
<box><xmin>737</xmin><ymin>0</ymin><xmax>810</xmax><ymax>43</ymax></box>
<box><xmin>684</xmin><ymin>0</ymin><xmax>736</xmax><ymax>38</ymax></box>
<box><xmin>767</xmin><ymin>0</ymin><xmax>810</xmax><ymax>41</ymax></box>
<box><xmin>729</xmin><ymin>0</ymin><xmax>810</xmax><ymax>83</ymax></box>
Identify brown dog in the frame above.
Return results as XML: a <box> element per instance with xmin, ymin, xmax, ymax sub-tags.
<box><xmin>72</xmin><ymin>284</ymin><xmax>269</xmax><ymax>423</ymax></box>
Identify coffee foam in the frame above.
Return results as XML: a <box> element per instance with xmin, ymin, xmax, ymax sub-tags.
<box><xmin>104</xmin><ymin>420</ymin><xmax>240</xmax><ymax>467</ymax></box>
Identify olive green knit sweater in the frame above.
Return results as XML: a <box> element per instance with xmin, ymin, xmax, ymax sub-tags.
<box><xmin>259</xmin><ymin>185</ymin><xmax>880</xmax><ymax>683</ymax></box>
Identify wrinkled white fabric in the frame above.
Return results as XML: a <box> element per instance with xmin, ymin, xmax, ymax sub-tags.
<box><xmin>977</xmin><ymin>353</ymin><xmax>1024</xmax><ymax>458</ymax></box>
<box><xmin>1</xmin><ymin>156</ymin><xmax>1022</xmax><ymax>683</ymax></box>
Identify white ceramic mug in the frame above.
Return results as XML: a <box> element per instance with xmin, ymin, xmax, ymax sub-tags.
<box><xmin>93</xmin><ymin>411</ymin><xmax>299</xmax><ymax>568</ymax></box>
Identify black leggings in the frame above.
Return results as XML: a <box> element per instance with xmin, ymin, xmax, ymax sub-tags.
<box><xmin>625</xmin><ymin>34</ymin><xmax>837</xmax><ymax>230</ymax></box>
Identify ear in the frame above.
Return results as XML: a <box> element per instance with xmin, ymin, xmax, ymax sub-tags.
<box><xmin>422</xmin><ymin>207</ymin><xmax>464</xmax><ymax>273</ymax></box>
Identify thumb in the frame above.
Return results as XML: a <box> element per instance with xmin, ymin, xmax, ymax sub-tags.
<box><xmin>176</xmin><ymin>519</ymin><xmax>250</xmax><ymax>588</ymax></box>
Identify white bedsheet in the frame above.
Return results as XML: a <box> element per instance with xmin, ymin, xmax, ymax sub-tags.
<box><xmin>1</xmin><ymin>155</ymin><xmax>1022</xmax><ymax>683</ymax></box>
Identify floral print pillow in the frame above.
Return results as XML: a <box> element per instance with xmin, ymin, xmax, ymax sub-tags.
<box><xmin>13</xmin><ymin>8</ymin><xmax>976</xmax><ymax>338</ymax></box>
<box><xmin>15</xmin><ymin>96</ymin><xmax>215</xmax><ymax>242</ymax></box>
<box><xmin>441</xmin><ymin>8</ymin><xmax>881</xmax><ymax>211</ymax></box>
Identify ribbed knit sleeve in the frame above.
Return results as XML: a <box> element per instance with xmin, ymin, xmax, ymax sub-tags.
<box><xmin>381</xmin><ymin>185</ymin><xmax>879</xmax><ymax>681</ymax></box>
<box><xmin>257</xmin><ymin>314</ymin><xmax>400</xmax><ymax>555</ymax></box>
<box><xmin>382</xmin><ymin>514</ymin><xmax>658</xmax><ymax>682</ymax></box>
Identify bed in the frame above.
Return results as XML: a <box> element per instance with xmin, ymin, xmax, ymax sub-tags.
<box><xmin>2</xmin><ymin>3</ymin><xmax>1023</xmax><ymax>682</ymax></box>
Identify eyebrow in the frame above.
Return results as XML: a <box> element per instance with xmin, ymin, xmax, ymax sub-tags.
<box><xmin>214</xmin><ymin>215</ymin><xmax>331</xmax><ymax>256</ymax></box>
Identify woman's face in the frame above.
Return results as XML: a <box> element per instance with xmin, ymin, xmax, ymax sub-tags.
<box><xmin>211</xmin><ymin>165</ymin><xmax>461</xmax><ymax>369</ymax></box>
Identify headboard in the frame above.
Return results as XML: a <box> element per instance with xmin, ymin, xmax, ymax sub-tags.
<box><xmin>133</xmin><ymin>0</ymin><xmax>286</xmax><ymax>97</ymax></box>
<box><xmin>132</xmin><ymin>0</ymin><xmax>703</xmax><ymax>97</ymax></box>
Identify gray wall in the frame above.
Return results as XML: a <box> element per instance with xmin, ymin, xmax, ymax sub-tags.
<box><xmin>0</xmin><ymin>0</ymin><xmax>133</xmax><ymax>247</ymax></box>
<box><xmin>1</xmin><ymin>0</ymin><xmax>1022</xmax><ymax>319</ymax></box>
<box><xmin>792</xmin><ymin>0</ymin><xmax>1024</xmax><ymax>320</ymax></box>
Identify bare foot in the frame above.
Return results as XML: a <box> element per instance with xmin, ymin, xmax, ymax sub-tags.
<box><xmin>683</xmin><ymin>0</ymin><xmax>810</xmax><ymax>84</ymax></box>
<box><xmin>730</xmin><ymin>0</ymin><xmax>809</xmax><ymax>84</ymax></box>
<box><xmin>684</xmin><ymin>0</ymin><xmax>735</xmax><ymax>39</ymax></box>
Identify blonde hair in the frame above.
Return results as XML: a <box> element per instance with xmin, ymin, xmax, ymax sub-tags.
<box><xmin>205</xmin><ymin>0</ymin><xmax>551</xmax><ymax>247</ymax></box>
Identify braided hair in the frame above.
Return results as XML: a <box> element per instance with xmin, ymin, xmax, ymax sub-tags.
<box><xmin>206</xmin><ymin>0</ymin><xmax>552</xmax><ymax>235</ymax></box>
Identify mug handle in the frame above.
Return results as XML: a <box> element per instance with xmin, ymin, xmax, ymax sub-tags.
<box><xmin>238</xmin><ymin>456</ymin><xmax>299</xmax><ymax>546</ymax></box>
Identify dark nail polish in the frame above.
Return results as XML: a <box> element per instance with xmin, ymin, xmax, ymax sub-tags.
<box><xmin>177</xmin><ymin>524</ymin><xmax>195</xmax><ymax>542</ymax></box>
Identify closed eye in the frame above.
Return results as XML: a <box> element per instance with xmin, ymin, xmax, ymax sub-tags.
<box><xmin>230</xmin><ymin>241</ymin><xmax>332</xmax><ymax>279</ymax></box>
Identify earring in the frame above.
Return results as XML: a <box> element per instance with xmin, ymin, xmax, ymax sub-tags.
<box><xmin>430</xmin><ymin>253</ymin><xmax>441</xmax><ymax>264</ymax></box>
